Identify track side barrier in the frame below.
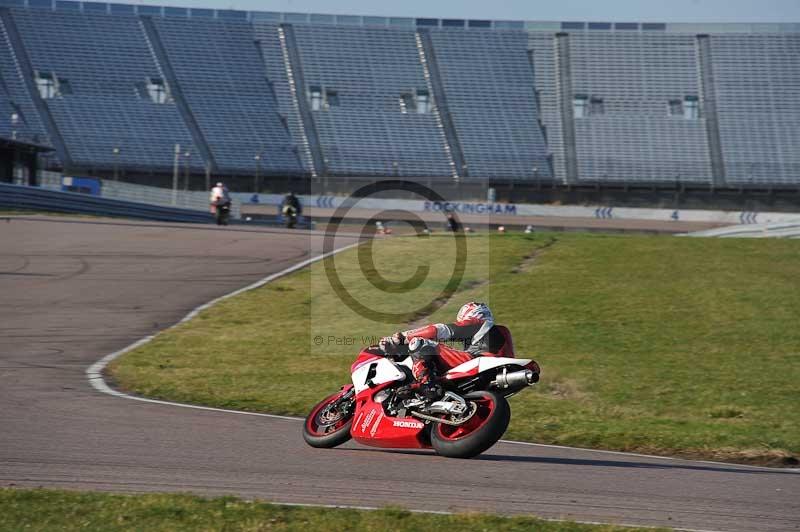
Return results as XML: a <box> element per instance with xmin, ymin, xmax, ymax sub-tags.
<box><xmin>0</xmin><ymin>183</ymin><xmax>215</xmax><ymax>224</ymax></box>
<box><xmin>685</xmin><ymin>221</ymin><xmax>800</xmax><ymax>239</ymax></box>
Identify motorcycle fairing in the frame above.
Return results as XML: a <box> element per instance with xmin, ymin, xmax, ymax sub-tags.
<box><xmin>348</xmin><ymin>351</ymin><xmax>429</xmax><ymax>448</ymax></box>
<box><xmin>347</xmin><ymin>350</ymin><xmax>533</xmax><ymax>449</ymax></box>
<box><xmin>350</xmin><ymin>380</ymin><xmax>431</xmax><ymax>449</ymax></box>
<box><xmin>444</xmin><ymin>357</ymin><xmax>532</xmax><ymax>381</ymax></box>
<box><xmin>351</xmin><ymin>357</ymin><xmax>409</xmax><ymax>394</ymax></box>
<box><xmin>351</xmin><ymin>406</ymin><xmax>430</xmax><ymax>449</ymax></box>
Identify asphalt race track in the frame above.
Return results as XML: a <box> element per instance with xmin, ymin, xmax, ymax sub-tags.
<box><xmin>1</xmin><ymin>216</ymin><xmax>798</xmax><ymax>532</ymax></box>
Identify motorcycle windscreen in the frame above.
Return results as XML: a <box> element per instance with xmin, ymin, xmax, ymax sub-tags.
<box><xmin>351</xmin><ymin>357</ymin><xmax>406</xmax><ymax>394</ymax></box>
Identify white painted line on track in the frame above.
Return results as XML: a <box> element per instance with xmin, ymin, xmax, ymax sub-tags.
<box><xmin>498</xmin><ymin>439</ymin><xmax>800</xmax><ymax>472</ymax></box>
<box><xmin>260</xmin><ymin>501</ymin><xmax>722</xmax><ymax>532</ymax></box>
<box><xmin>86</xmin><ymin>240</ymin><xmax>799</xmax><ymax>475</ymax></box>
<box><xmin>86</xmin><ymin>240</ymin><xmax>361</xmax><ymax>417</ymax></box>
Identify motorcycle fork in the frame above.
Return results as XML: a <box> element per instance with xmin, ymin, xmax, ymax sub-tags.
<box><xmin>324</xmin><ymin>387</ymin><xmax>355</xmax><ymax>416</ymax></box>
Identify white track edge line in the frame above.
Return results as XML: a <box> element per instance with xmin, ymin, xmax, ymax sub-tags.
<box><xmin>497</xmin><ymin>439</ymin><xmax>800</xmax><ymax>472</ymax></box>
<box><xmin>249</xmin><ymin>501</ymin><xmax>722</xmax><ymax>532</ymax></box>
<box><xmin>86</xmin><ymin>241</ymin><xmax>361</xmax><ymax>409</ymax></box>
<box><xmin>85</xmin><ymin>242</ymin><xmax>799</xmax><ymax>475</ymax></box>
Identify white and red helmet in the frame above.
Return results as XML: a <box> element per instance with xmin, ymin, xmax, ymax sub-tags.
<box><xmin>456</xmin><ymin>301</ymin><xmax>493</xmax><ymax>326</ymax></box>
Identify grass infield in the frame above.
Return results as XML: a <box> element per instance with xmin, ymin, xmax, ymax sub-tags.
<box><xmin>109</xmin><ymin>232</ymin><xmax>800</xmax><ymax>466</ymax></box>
<box><xmin>0</xmin><ymin>489</ymin><xmax>663</xmax><ymax>531</ymax></box>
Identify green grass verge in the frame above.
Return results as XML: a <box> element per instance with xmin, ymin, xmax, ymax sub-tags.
<box><xmin>0</xmin><ymin>488</ymin><xmax>661</xmax><ymax>531</ymax></box>
<box><xmin>109</xmin><ymin>233</ymin><xmax>800</xmax><ymax>466</ymax></box>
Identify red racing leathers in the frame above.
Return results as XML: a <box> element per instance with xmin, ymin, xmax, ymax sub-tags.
<box><xmin>401</xmin><ymin>318</ymin><xmax>512</xmax><ymax>383</ymax></box>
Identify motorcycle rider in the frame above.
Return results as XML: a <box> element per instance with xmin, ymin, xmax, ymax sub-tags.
<box><xmin>209</xmin><ymin>181</ymin><xmax>231</xmax><ymax>209</ymax></box>
<box><xmin>281</xmin><ymin>191</ymin><xmax>302</xmax><ymax>215</ymax></box>
<box><xmin>209</xmin><ymin>181</ymin><xmax>231</xmax><ymax>225</ymax></box>
<box><xmin>381</xmin><ymin>302</ymin><xmax>515</xmax><ymax>401</ymax></box>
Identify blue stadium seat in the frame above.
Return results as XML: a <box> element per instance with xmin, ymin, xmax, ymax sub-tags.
<box><xmin>2</xmin><ymin>2</ymin><xmax>797</xmax><ymax>187</ymax></box>
<box><xmin>152</xmin><ymin>17</ymin><xmax>303</xmax><ymax>175</ymax></box>
<box><xmin>9</xmin><ymin>8</ymin><xmax>200</xmax><ymax>171</ymax></box>
<box><xmin>290</xmin><ymin>24</ymin><xmax>453</xmax><ymax>177</ymax></box>
<box><xmin>429</xmin><ymin>29</ymin><xmax>552</xmax><ymax>179</ymax></box>
<box><xmin>0</xmin><ymin>15</ymin><xmax>52</xmax><ymax>147</ymax></box>
<box><xmin>711</xmin><ymin>34</ymin><xmax>800</xmax><ymax>185</ymax></box>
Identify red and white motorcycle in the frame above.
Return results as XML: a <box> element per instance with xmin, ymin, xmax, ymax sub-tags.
<box><xmin>302</xmin><ymin>331</ymin><xmax>540</xmax><ymax>459</ymax></box>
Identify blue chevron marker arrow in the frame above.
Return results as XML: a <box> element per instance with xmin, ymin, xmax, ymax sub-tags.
<box><xmin>316</xmin><ymin>196</ymin><xmax>335</xmax><ymax>208</ymax></box>
<box><xmin>739</xmin><ymin>212</ymin><xmax>758</xmax><ymax>224</ymax></box>
<box><xmin>594</xmin><ymin>207</ymin><xmax>613</xmax><ymax>219</ymax></box>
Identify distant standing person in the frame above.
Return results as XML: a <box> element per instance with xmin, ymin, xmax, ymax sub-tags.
<box><xmin>446</xmin><ymin>213</ymin><xmax>461</xmax><ymax>233</ymax></box>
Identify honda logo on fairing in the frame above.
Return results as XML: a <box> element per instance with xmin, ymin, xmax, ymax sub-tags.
<box><xmin>392</xmin><ymin>420</ymin><xmax>424</xmax><ymax>429</ymax></box>
<box><xmin>361</xmin><ymin>409</ymin><xmax>376</xmax><ymax>433</ymax></box>
<box><xmin>370</xmin><ymin>412</ymin><xmax>384</xmax><ymax>437</ymax></box>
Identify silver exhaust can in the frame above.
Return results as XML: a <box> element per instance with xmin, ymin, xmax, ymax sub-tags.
<box><xmin>491</xmin><ymin>369</ymin><xmax>536</xmax><ymax>390</ymax></box>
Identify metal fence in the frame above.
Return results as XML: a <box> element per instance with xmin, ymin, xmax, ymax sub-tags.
<box><xmin>18</xmin><ymin>174</ymin><xmax>313</xmax><ymax>227</ymax></box>
<box><xmin>1</xmin><ymin>182</ymin><xmax>217</xmax><ymax>223</ymax></box>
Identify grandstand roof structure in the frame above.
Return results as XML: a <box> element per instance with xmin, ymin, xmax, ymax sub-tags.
<box><xmin>0</xmin><ymin>0</ymin><xmax>798</xmax><ymax>187</ymax></box>
<box><xmin>2</xmin><ymin>0</ymin><xmax>799</xmax><ymax>34</ymax></box>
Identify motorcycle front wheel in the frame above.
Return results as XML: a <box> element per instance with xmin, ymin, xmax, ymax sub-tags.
<box><xmin>430</xmin><ymin>390</ymin><xmax>510</xmax><ymax>459</ymax></box>
<box><xmin>302</xmin><ymin>389</ymin><xmax>354</xmax><ymax>448</ymax></box>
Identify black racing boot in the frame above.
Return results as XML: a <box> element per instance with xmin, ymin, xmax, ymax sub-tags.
<box><xmin>396</xmin><ymin>342</ymin><xmax>443</xmax><ymax>402</ymax></box>
<box><xmin>395</xmin><ymin>380</ymin><xmax>443</xmax><ymax>402</ymax></box>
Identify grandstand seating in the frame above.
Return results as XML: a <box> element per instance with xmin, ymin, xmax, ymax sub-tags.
<box><xmin>253</xmin><ymin>23</ymin><xmax>314</xmax><ymax>173</ymax></box>
<box><xmin>563</xmin><ymin>32</ymin><xmax>714</xmax><ymax>183</ymax></box>
<box><xmin>429</xmin><ymin>29</ymin><xmax>551</xmax><ymax>179</ymax></box>
<box><xmin>0</xmin><ymin>15</ymin><xmax>50</xmax><ymax>146</ymax></box>
<box><xmin>0</xmin><ymin>92</ymin><xmax>29</xmax><ymax>140</ymax></box>
<box><xmin>152</xmin><ymin>17</ymin><xmax>303</xmax><ymax>175</ymax></box>
<box><xmin>8</xmin><ymin>8</ymin><xmax>200</xmax><ymax>171</ymax></box>
<box><xmin>0</xmin><ymin>0</ymin><xmax>798</xmax><ymax>187</ymax></box>
<box><xmin>290</xmin><ymin>24</ymin><xmax>452</xmax><ymax>177</ymax></box>
<box><xmin>526</xmin><ymin>33</ymin><xmax>567</xmax><ymax>182</ymax></box>
<box><xmin>711</xmin><ymin>34</ymin><xmax>800</xmax><ymax>185</ymax></box>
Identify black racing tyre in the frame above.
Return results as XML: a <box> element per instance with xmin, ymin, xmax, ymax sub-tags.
<box><xmin>431</xmin><ymin>390</ymin><xmax>510</xmax><ymax>459</ymax></box>
<box><xmin>302</xmin><ymin>390</ymin><xmax>354</xmax><ymax>448</ymax></box>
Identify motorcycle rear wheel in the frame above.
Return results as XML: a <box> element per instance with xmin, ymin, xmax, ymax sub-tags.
<box><xmin>430</xmin><ymin>390</ymin><xmax>510</xmax><ymax>459</ymax></box>
<box><xmin>302</xmin><ymin>389</ymin><xmax>354</xmax><ymax>448</ymax></box>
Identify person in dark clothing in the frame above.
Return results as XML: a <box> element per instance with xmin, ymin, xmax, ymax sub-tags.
<box><xmin>281</xmin><ymin>191</ymin><xmax>302</xmax><ymax>216</ymax></box>
<box><xmin>281</xmin><ymin>191</ymin><xmax>303</xmax><ymax>228</ymax></box>
<box><xmin>446</xmin><ymin>213</ymin><xmax>461</xmax><ymax>233</ymax></box>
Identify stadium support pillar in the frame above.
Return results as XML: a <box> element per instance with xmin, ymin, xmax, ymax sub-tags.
<box><xmin>172</xmin><ymin>143</ymin><xmax>180</xmax><ymax>206</ymax></box>
<box><xmin>697</xmin><ymin>34</ymin><xmax>727</xmax><ymax>187</ymax></box>
<box><xmin>555</xmin><ymin>32</ymin><xmax>579</xmax><ymax>185</ymax></box>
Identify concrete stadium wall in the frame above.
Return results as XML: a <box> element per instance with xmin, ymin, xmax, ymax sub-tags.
<box><xmin>33</xmin><ymin>173</ymin><xmax>800</xmax><ymax>227</ymax></box>
<box><xmin>39</xmin><ymin>173</ymin><xmax>241</xmax><ymax>217</ymax></box>
<box><xmin>239</xmin><ymin>192</ymin><xmax>800</xmax><ymax>226</ymax></box>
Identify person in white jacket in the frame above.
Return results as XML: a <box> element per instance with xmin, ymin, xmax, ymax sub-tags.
<box><xmin>209</xmin><ymin>182</ymin><xmax>230</xmax><ymax>212</ymax></box>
